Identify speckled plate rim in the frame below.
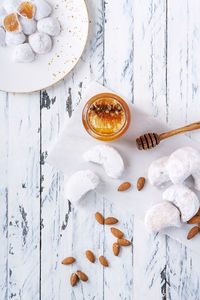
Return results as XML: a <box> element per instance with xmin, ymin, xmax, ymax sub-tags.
<box><xmin>0</xmin><ymin>0</ymin><xmax>89</xmax><ymax>94</ymax></box>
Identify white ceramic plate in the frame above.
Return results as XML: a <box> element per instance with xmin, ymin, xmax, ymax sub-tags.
<box><xmin>0</xmin><ymin>0</ymin><xmax>89</xmax><ymax>93</ymax></box>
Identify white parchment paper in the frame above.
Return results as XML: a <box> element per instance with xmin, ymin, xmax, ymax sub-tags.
<box><xmin>48</xmin><ymin>82</ymin><xmax>200</xmax><ymax>252</ymax></box>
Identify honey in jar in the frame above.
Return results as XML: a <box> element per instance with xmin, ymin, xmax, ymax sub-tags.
<box><xmin>82</xmin><ymin>93</ymin><xmax>131</xmax><ymax>141</ymax></box>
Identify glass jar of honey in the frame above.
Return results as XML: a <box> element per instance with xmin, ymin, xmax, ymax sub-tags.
<box><xmin>82</xmin><ymin>93</ymin><xmax>131</xmax><ymax>141</ymax></box>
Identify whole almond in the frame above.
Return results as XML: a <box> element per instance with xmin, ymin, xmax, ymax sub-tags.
<box><xmin>137</xmin><ymin>177</ymin><xmax>146</xmax><ymax>191</ymax></box>
<box><xmin>95</xmin><ymin>212</ymin><xmax>104</xmax><ymax>225</ymax></box>
<box><xmin>113</xmin><ymin>243</ymin><xmax>120</xmax><ymax>256</ymax></box>
<box><xmin>77</xmin><ymin>270</ymin><xmax>88</xmax><ymax>282</ymax></box>
<box><xmin>105</xmin><ymin>217</ymin><xmax>118</xmax><ymax>225</ymax></box>
<box><xmin>187</xmin><ymin>226</ymin><xmax>200</xmax><ymax>240</ymax></box>
<box><xmin>70</xmin><ymin>273</ymin><xmax>78</xmax><ymax>287</ymax></box>
<box><xmin>117</xmin><ymin>238</ymin><xmax>131</xmax><ymax>246</ymax></box>
<box><xmin>118</xmin><ymin>182</ymin><xmax>131</xmax><ymax>192</ymax></box>
<box><xmin>99</xmin><ymin>255</ymin><xmax>109</xmax><ymax>267</ymax></box>
<box><xmin>85</xmin><ymin>250</ymin><xmax>95</xmax><ymax>263</ymax></box>
<box><xmin>110</xmin><ymin>227</ymin><xmax>124</xmax><ymax>238</ymax></box>
<box><xmin>187</xmin><ymin>215</ymin><xmax>200</xmax><ymax>224</ymax></box>
<box><xmin>62</xmin><ymin>257</ymin><xmax>75</xmax><ymax>265</ymax></box>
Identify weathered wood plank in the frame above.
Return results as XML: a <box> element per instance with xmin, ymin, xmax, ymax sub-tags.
<box><xmin>40</xmin><ymin>2</ymin><xmax>105</xmax><ymax>299</ymax></box>
<box><xmin>134</xmin><ymin>221</ymin><xmax>167</xmax><ymax>300</ymax></box>
<box><xmin>166</xmin><ymin>238</ymin><xmax>200</xmax><ymax>300</ymax></box>
<box><xmin>40</xmin><ymin>83</ymin><xmax>69</xmax><ymax>300</ymax></box>
<box><xmin>63</xmin><ymin>194</ymin><xmax>105</xmax><ymax>300</ymax></box>
<box><xmin>103</xmin><ymin>0</ymin><xmax>134</xmax><ymax>298</ymax></box>
<box><xmin>85</xmin><ymin>0</ymin><xmax>105</xmax><ymax>83</ymax></box>
<box><xmin>133</xmin><ymin>0</ymin><xmax>167</xmax><ymax>298</ymax></box>
<box><xmin>104</xmin><ymin>0</ymin><xmax>167</xmax><ymax>298</ymax></box>
<box><xmin>6</xmin><ymin>92</ymin><xmax>40</xmax><ymax>300</ymax></box>
<box><xmin>104</xmin><ymin>0</ymin><xmax>134</xmax><ymax>102</ymax></box>
<box><xmin>167</xmin><ymin>0</ymin><xmax>200</xmax><ymax>128</ymax></box>
<box><xmin>166</xmin><ymin>1</ymin><xmax>200</xmax><ymax>299</ymax></box>
<box><xmin>40</xmin><ymin>72</ymin><xmax>101</xmax><ymax>300</ymax></box>
<box><xmin>0</xmin><ymin>91</ymin><xmax>8</xmax><ymax>300</ymax></box>
<box><xmin>133</xmin><ymin>0</ymin><xmax>167</xmax><ymax>120</ymax></box>
<box><xmin>103</xmin><ymin>200</ymin><xmax>134</xmax><ymax>300</ymax></box>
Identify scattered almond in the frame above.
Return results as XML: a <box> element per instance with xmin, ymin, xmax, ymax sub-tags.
<box><xmin>85</xmin><ymin>250</ymin><xmax>95</xmax><ymax>263</ymax></box>
<box><xmin>187</xmin><ymin>215</ymin><xmax>200</xmax><ymax>224</ymax></box>
<box><xmin>117</xmin><ymin>238</ymin><xmax>131</xmax><ymax>246</ymax></box>
<box><xmin>113</xmin><ymin>243</ymin><xmax>120</xmax><ymax>256</ymax></box>
<box><xmin>62</xmin><ymin>257</ymin><xmax>75</xmax><ymax>265</ymax></box>
<box><xmin>70</xmin><ymin>273</ymin><xmax>78</xmax><ymax>287</ymax></box>
<box><xmin>118</xmin><ymin>182</ymin><xmax>131</xmax><ymax>192</ymax></box>
<box><xmin>105</xmin><ymin>217</ymin><xmax>118</xmax><ymax>225</ymax></box>
<box><xmin>95</xmin><ymin>212</ymin><xmax>104</xmax><ymax>225</ymax></box>
<box><xmin>187</xmin><ymin>226</ymin><xmax>200</xmax><ymax>240</ymax></box>
<box><xmin>99</xmin><ymin>255</ymin><xmax>109</xmax><ymax>267</ymax></box>
<box><xmin>77</xmin><ymin>270</ymin><xmax>88</xmax><ymax>282</ymax></box>
<box><xmin>137</xmin><ymin>177</ymin><xmax>146</xmax><ymax>191</ymax></box>
<box><xmin>110</xmin><ymin>227</ymin><xmax>124</xmax><ymax>238</ymax></box>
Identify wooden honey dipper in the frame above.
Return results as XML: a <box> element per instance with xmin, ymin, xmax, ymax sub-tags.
<box><xmin>136</xmin><ymin>121</ymin><xmax>200</xmax><ymax>150</ymax></box>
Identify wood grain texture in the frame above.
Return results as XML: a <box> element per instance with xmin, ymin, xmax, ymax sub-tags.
<box><xmin>104</xmin><ymin>0</ymin><xmax>167</xmax><ymax>298</ymax></box>
<box><xmin>132</xmin><ymin>1</ymin><xmax>168</xmax><ymax>297</ymax></box>
<box><xmin>0</xmin><ymin>92</ymin><xmax>8</xmax><ymax>300</ymax></box>
<box><xmin>40</xmin><ymin>84</ymin><xmax>68</xmax><ymax>300</ymax></box>
<box><xmin>166</xmin><ymin>237</ymin><xmax>200</xmax><ymax>300</ymax></box>
<box><xmin>167</xmin><ymin>0</ymin><xmax>200</xmax><ymax>128</ymax></box>
<box><xmin>104</xmin><ymin>0</ymin><xmax>134</xmax><ymax>102</ymax></box>
<box><xmin>103</xmin><ymin>1</ymin><xmax>134</xmax><ymax>297</ymax></box>
<box><xmin>63</xmin><ymin>193</ymin><xmax>105</xmax><ymax>299</ymax></box>
<box><xmin>166</xmin><ymin>1</ymin><xmax>200</xmax><ymax>299</ymax></box>
<box><xmin>134</xmin><ymin>221</ymin><xmax>167</xmax><ymax>300</ymax></box>
<box><xmin>40</xmin><ymin>1</ymin><xmax>104</xmax><ymax>298</ymax></box>
<box><xmin>103</xmin><ymin>201</ymin><xmax>134</xmax><ymax>300</ymax></box>
<box><xmin>6</xmin><ymin>93</ymin><xmax>40</xmax><ymax>300</ymax></box>
<box><xmin>133</xmin><ymin>0</ymin><xmax>167</xmax><ymax>120</ymax></box>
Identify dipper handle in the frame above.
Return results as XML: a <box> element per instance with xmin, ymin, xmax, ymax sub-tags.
<box><xmin>159</xmin><ymin>121</ymin><xmax>200</xmax><ymax>141</ymax></box>
<box><xmin>136</xmin><ymin>121</ymin><xmax>200</xmax><ymax>150</ymax></box>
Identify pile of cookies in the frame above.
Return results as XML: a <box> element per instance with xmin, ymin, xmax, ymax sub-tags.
<box><xmin>0</xmin><ymin>0</ymin><xmax>61</xmax><ymax>63</ymax></box>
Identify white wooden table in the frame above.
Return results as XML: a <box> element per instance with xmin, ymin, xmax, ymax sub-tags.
<box><xmin>1</xmin><ymin>0</ymin><xmax>200</xmax><ymax>299</ymax></box>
